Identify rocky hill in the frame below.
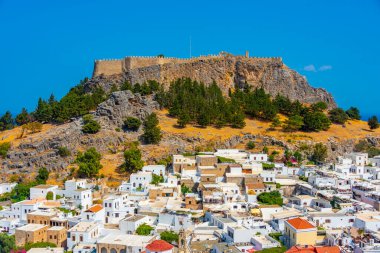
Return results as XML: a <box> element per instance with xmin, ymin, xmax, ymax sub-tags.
<box><xmin>1</xmin><ymin>53</ymin><xmax>379</xmax><ymax>182</ymax></box>
<box><xmin>92</xmin><ymin>54</ymin><xmax>336</xmax><ymax>108</ymax></box>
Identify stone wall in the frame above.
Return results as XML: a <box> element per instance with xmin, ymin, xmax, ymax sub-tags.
<box><xmin>93</xmin><ymin>59</ymin><xmax>123</xmax><ymax>76</ymax></box>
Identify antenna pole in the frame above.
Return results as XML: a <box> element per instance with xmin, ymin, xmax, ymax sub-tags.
<box><xmin>189</xmin><ymin>36</ymin><xmax>192</xmax><ymax>58</ymax></box>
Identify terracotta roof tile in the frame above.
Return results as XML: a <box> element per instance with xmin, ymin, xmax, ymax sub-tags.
<box><xmin>286</xmin><ymin>246</ymin><xmax>340</xmax><ymax>253</ymax></box>
<box><xmin>286</xmin><ymin>217</ymin><xmax>315</xmax><ymax>230</ymax></box>
<box><xmin>85</xmin><ymin>204</ymin><xmax>103</xmax><ymax>213</ymax></box>
<box><xmin>146</xmin><ymin>240</ymin><xmax>174</xmax><ymax>252</ymax></box>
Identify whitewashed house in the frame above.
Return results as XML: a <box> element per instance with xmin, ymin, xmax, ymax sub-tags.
<box><xmin>67</xmin><ymin>221</ymin><xmax>102</xmax><ymax>250</ymax></box>
<box><xmin>81</xmin><ymin>204</ymin><xmax>105</xmax><ymax>223</ymax></box>
<box><xmin>30</xmin><ymin>185</ymin><xmax>58</xmax><ymax>200</ymax></box>
<box><xmin>119</xmin><ymin>214</ymin><xmax>150</xmax><ymax>234</ymax></box>
<box><xmin>0</xmin><ymin>182</ymin><xmax>16</xmax><ymax>195</ymax></box>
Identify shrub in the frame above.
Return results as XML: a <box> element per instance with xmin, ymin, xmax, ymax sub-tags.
<box><xmin>58</xmin><ymin>146</ymin><xmax>71</xmax><ymax>157</ymax></box>
<box><xmin>217</xmin><ymin>156</ymin><xmax>236</xmax><ymax>163</ymax></box>
<box><xmin>46</xmin><ymin>191</ymin><xmax>54</xmax><ymax>200</ymax></box>
<box><xmin>124</xmin><ymin>117</ymin><xmax>142</xmax><ymax>131</ymax></box>
<box><xmin>0</xmin><ymin>142</ymin><xmax>11</xmax><ymax>158</ymax></box>
<box><xmin>246</xmin><ymin>141</ymin><xmax>255</xmax><ymax>150</ymax></box>
<box><xmin>136</xmin><ymin>223</ymin><xmax>154</xmax><ymax>235</ymax></box>
<box><xmin>257</xmin><ymin>191</ymin><xmax>283</xmax><ymax>206</ymax></box>
<box><xmin>151</xmin><ymin>174</ymin><xmax>164</xmax><ymax>186</ymax></box>
<box><xmin>24</xmin><ymin>242</ymin><xmax>56</xmax><ymax>251</ymax></box>
<box><xmin>181</xmin><ymin>184</ymin><xmax>192</xmax><ymax>195</ymax></box>
<box><xmin>160</xmin><ymin>231</ymin><xmax>179</xmax><ymax>243</ymax></box>
<box><xmin>82</xmin><ymin>115</ymin><xmax>101</xmax><ymax>134</ymax></box>
<box><xmin>368</xmin><ymin>116</ymin><xmax>379</xmax><ymax>130</ymax></box>
<box><xmin>311</xmin><ymin>143</ymin><xmax>328</xmax><ymax>163</ymax></box>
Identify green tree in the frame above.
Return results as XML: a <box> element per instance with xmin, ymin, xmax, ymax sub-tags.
<box><xmin>124</xmin><ymin>117</ymin><xmax>142</xmax><ymax>131</ymax></box>
<box><xmin>346</xmin><ymin>107</ymin><xmax>361</xmax><ymax>120</ymax></box>
<box><xmin>282</xmin><ymin>115</ymin><xmax>304</xmax><ymax>132</ymax></box>
<box><xmin>160</xmin><ymin>231</ymin><xmax>179</xmax><ymax>243</ymax></box>
<box><xmin>302</xmin><ymin>111</ymin><xmax>331</xmax><ymax>131</ymax></box>
<box><xmin>24</xmin><ymin>242</ymin><xmax>57</xmax><ymax>251</ymax></box>
<box><xmin>368</xmin><ymin>116</ymin><xmax>379</xmax><ymax>130</ymax></box>
<box><xmin>46</xmin><ymin>191</ymin><xmax>54</xmax><ymax>200</ymax></box>
<box><xmin>311</xmin><ymin>143</ymin><xmax>328</xmax><ymax>163</ymax></box>
<box><xmin>0</xmin><ymin>142</ymin><xmax>11</xmax><ymax>158</ymax></box>
<box><xmin>329</xmin><ymin>108</ymin><xmax>349</xmax><ymax>124</ymax></box>
<box><xmin>246</xmin><ymin>141</ymin><xmax>255</xmax><ymax>150</ymax></box>
<box><xmin>0</xmin><ymin>233</ymin><xmax>16</xmax><ymax>253</ymax></box>
<box><xmin>181</xmin><ymin>184</ymin><xmax>192</xmax><ymax>195</ymax></box>
<box><xmin>82</xmin><ymin>114</ymin><xmax>101</xmax><ymax>134</ymax></box>
<box><xmin>270</xmin><ymin>116</ymin><xmax>281</xmax><ymax>129</ymax></box>
<box><xmin>136</xmin><ymin>223</ymin><xmax>154</xmax><ymax>235</ymax></box>
<box><xmin>151</xmin><ymin>174</ymin><xmax>164</xmax><ymax>186</ymax></box>
<box><xmin>0</xmin><ymin>111</ymin><xmax>14</xmax><ymax>131</ymax></box>
<box><xmin>177</xmin><ymin>111</ymin><xmax>191</xmax><ymax>128</ymax></box>
<box><xmin>257</xmin><ymin>191</ymin><xmax>283</xmax><ymax>206</ymax></box>
<box><xmin>142</xmin><ymin>113</ymin><xmax>162</xmax><ymax>144</ymax></box>
<box><xmin>123</xmin><ymin>146</ymin><xmax>144</xmax><ymax>173</ymax></box>
<box><xmin>121</xmin><ymin>81</ymin><xmax>132</xmax><ymax>91</ymax></box>
<box><xmin>76</xmin><ymin>148</ymin><xmax>102</xmax><ymax>178</ymax></box>
<box><xmin>35</xmin><ymin>167</ymin><xmax>49</xmax><ymax>184</ymax></box>
<box><xmin>311</xmin><ymin>102</ymin><xmax>328</xmax><ymax>112</ymax></box>
<box><xmin>15</xmin><ymin>108</ymin><xmax>31</xmax><ymax>126</ymax></box>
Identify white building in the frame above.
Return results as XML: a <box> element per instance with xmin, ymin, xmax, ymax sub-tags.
<box><xmin>119</xmin><ymin>214</ymin><xmax>149</xmax><ymax>234</ymax></box>
<box><xmin>103</xmin><ymin>193</ymin><xmax>137</xmax><ymax>224</ymax></box>
<box><xmin>97</xmin><ymin>234</ymin><xmax>155</xmax><ymax>253</ymax></box>
<box><xmin>0</xmin><ymin>182</ymin><xmax>16</xmax><ymax>195</ymax></box>
<box><xmin>143</xmin><ymin>165</ymin><xmax>166</xmax><ymax>176</ymax></box>
<box><xmin>67</xmin><ymin>221</ymin><xmax>102</xmax><ymax>250</ymax></box>
<box><xmin>81</xmin><ymin>204</ymin><xmax>105</xmax><ymax>223</ymax></box>
<box><xmin>249</xmin><ymin>153</ymin><xmax>268</xmax><ymax>162</ymax></box>
<box><xmin>30</xmin><ymin>185</ymin><xmax>58</xmax><ymax>200</ymax></box>
<box><xmin>130</xmin><ymin>172</ymin><xmax>153</xmax><ymax>191</ymax></box>
<box><xmin>0</xmin><ymin>217</ymin><xmax>19</xmax><ymax>234</ymax></box>
<box><xmin>345</xmin><ymin>153</ymin><xmax>368</xmax><ymax>166</ymax></box>
<box><xmin>309</xmin><ymin>213</ymin><xmax>355</xmax><ymax>229</ymax></box>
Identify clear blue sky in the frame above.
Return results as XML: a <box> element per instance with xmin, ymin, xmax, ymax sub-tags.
<box><xmin>1</xmin><ymin>0</ymin><xmax>379</xmax><ymax>119</ymax></box>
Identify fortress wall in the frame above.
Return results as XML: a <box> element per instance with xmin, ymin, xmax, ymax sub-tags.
<box><xmin>93</xmin><ymin>59</ymin><xmax>124</xmax><ymax>77</ymax></box>
<box><xmin>93</xmin><ymin>55</ymin><xmax>283</xmax><ymax>77</ymax></box>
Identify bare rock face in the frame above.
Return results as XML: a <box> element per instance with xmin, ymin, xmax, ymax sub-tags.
<box><xmin>89</xmin><ymin>56</ymin><xmax>336</xmax><ymax>108</ymax></box>
<box><xmin>95</xmin><ymin>90</ymin><xmax>159</xmax><ymax>129</ymax></box>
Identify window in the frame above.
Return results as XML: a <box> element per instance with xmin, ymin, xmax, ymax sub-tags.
<box><xmin>325</xmin><ymin>219</ymin><xmax>331</xmax><ymax>223</ymax></box>
<box><xmin>72</xmin><ymin>236</ymin><xmax>76</xmax><ymax>241</ymax></box>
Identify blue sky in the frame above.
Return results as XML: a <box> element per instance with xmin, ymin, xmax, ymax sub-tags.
<box><xmin>1</xmin><ymin>0</ymin><xmax>379</xmax><ymax>119</ymax></box>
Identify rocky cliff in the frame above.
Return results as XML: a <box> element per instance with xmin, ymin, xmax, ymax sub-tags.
<box><xmin>92</xmin><ymin>55</ymin><xmax>336</xmax><ymax>107</ymax></box>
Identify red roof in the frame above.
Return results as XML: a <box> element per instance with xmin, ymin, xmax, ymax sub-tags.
<box><xmin>85</xmin><ymin>204</ymin><xmax>103</xmax><ymax>213</ymax></box>
<box><xmin>286</xmin><ymin>217</ymin><xmax>315</xmax><ymax>230</ymax></box>
<box><xmin>286</xmin><ymin>246</ymin><xmax>340</xmax><ymax>253</ymax></box>
<box><xmin>146</xmin><ymin>240</ymin><xmax>174</xmax><ymax>252</ymax></box>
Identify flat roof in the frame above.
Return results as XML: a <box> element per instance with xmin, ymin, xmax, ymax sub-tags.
<box><xmin>98</xmin><ymin>234</ymin><xmax>154</xmax><ymax>246</ymax></box>
<box><xmin>33</xmin><ymin>184</ymin><xmax>56</xmax><ymax>189</ymax></box>
<box><xmin>69</xmin><ymin>221</ymin><xmax>98</xmax><ymax>232</ymax></box>
<box><xmin>17</xmin><ymin>223</ymin><xmax>47</xmax><ymax>231</ymax></box>
<box><xmin>48</xmin><ymin>226</ymin><xmax>66</xmax><ymax>231</ymax></box>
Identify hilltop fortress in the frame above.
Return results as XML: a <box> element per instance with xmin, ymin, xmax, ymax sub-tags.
<box><xmin>91</xmin><ymin>52</ymin><xmax>336</xmax><ymax>107</ymax></box>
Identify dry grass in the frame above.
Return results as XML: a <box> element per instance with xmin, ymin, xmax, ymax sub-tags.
<box><xmin>157</xmin><ymin>109</ymin><xmax>380</xmax><ymax>143</ymax></box>
<box><xmin>0</xmin><ymin>124</ymin><xmax>54</xmax><ymax>145</ymax></box>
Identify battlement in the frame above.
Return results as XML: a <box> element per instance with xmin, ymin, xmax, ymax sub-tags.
<box><xmin>93</xmin><ymin>53</ymin><xmax>282</xmax><ymax>77</ymax></box>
